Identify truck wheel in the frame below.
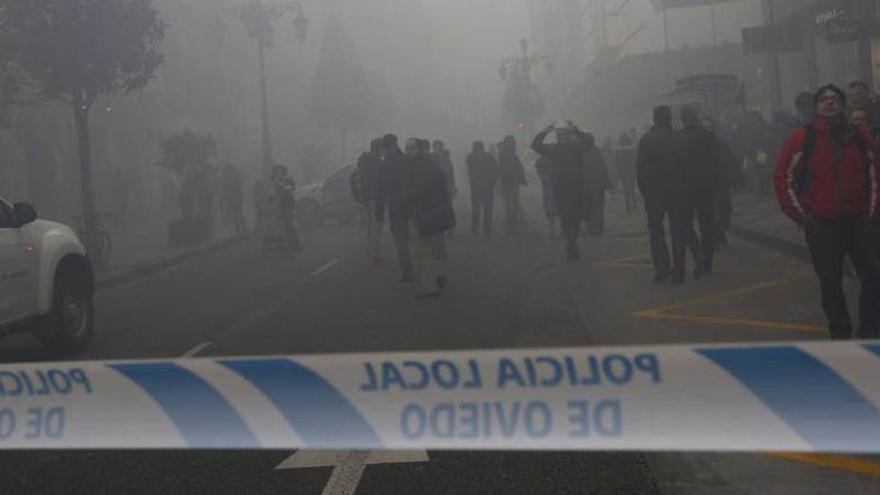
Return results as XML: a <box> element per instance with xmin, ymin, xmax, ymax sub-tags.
<box><xmin>39</xmin><ymin>263</ymin><xmax>95</xmax><ymax>357</ymax></box>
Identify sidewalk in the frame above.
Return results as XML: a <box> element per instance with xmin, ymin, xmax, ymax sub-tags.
<box><xmin>729</xmin><ymin>193</ymin><xmax>811</xmax><ymax>262</ymax></box>
<box><xmin>95</xmin><ymin>222</ymin><xmax>249</xmax><ymax>289</ymax></box>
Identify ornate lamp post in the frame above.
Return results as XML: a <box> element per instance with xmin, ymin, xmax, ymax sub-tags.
<box><xmin>499</xmin><ymin>38</ymin><xmax>550</xmax><ymax>140</ymax></box>
<box><xmin>239</xmin><ymin>0</ymin><xmax>308</xmax><ymax>175</ymax></box>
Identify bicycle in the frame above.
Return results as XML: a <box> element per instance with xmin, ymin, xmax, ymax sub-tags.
<box><xmin>73</xmin><ymin>213</ymin><xmax>113</xmax><ymax>270</ymax></box>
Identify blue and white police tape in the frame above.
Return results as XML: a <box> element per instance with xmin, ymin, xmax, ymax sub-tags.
<box><xmin>1</xmin><ymin>341</ymin><xmax>880</xmax><ymax>451</ymax></box>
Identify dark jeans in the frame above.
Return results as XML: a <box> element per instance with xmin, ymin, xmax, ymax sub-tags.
<box><xmin>278</xmin><ymin>209</ymin><xmax>301</xmax><ymax>252</ymax></box>
<box><xmin>644</xmin><ymin>189</ymin><xmax>673</xmax><ymax>276</ymax></box>
<box><xmin>557</xmin><ymin>192</ymin><xmax>584</xmax><ymax>249</ymax></box>
<box><xmin>500</xmin><ymin>184</ymin><xmax>523</xmax><ymax>231</ymax></box>
<box><xmin>584</xmin><ymin>190</ymin><xmax>605</xmax><ymax>236</ymax></box>
<box><xmin>621</xmin><ymin>177</ymin><xmax>637</xmax><ymax>212</ymax></box>
<box><xmin>471</xmin><ymin>190</ymin><xmax>494</xmax><ymax>235</ymax></box>
<box><xmin>390</xmin><ymin>220</ymin><xmax>413</xmax><ymax>280</ymax></box>
<box><xmin>716</xmin><ymin>186</ymin><xmax>732</xmax><ymax>233</ymax></box>
<box><xmin>805</xmin><ymin>217</ymin><xmax>880</xmax><ymax>339</ymax></box>
<box><xmin>671</xmin><ymin>188</ymin><xmax>717</xmax><ymax>279</ymax></box>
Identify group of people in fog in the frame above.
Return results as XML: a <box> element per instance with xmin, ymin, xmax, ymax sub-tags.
<box><xmin>637</xmin><ymin>105</ymin><xmax>741</xmax><ymax>285</ymax></box>
<box><xmin>353</xmin><ymin>135</ymin><xmax>455</xmax><ymax>297</ymax></box>
<box><xmin>340</xmin><ymin>78</ymin><xmax>880</xmax><ymax>341</ymax></box>
<box><xmin>637</xmin><ymin>79</ymin><xmax>880</xmax><ymax>341</ymax></box>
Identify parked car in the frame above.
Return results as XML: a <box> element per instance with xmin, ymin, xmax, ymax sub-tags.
<box><xmin>0</xmin><ymin>197</ymin><xmax>95</xmax><ymax>356</ymax></box>
<box><xmin>296</xmin><ymin>162</ymin><xmax>362</xmax><ymax>228</ymax></box>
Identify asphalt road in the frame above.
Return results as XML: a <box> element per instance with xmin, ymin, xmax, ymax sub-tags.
<box><xmin>1</xmin><ymin>196</ymin><xmax>878</xmax><ymax>494</ymax></box>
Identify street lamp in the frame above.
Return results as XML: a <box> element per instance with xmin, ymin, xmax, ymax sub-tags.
<box><xmin>292</xmin><ymin>3</ymin><xmax>309</xmax><ymax>44</ymax></box>
<box><xmin>499</xmin><ymin>39</ymin><xmax>550</xmax><ymax>139</ymax></box>
<box><xmin>238</xmin><ymin>0</ymin><xmax>309</xmax><ymax>175</ymax></box>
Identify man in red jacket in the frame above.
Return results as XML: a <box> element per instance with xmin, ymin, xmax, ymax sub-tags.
<box><xmin>774</xmin><ymin>84</ymin><xmax>880</xmax><ymax>339</ymax></box>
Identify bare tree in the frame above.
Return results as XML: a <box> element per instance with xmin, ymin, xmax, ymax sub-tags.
<box><xmin>309</xmin><ymin>15</ymin><xmax>373</xmax><ymax>163</ymax></box>
<box><xmin>1</xmin><ymin>0</ymin><xmax>165</xmax><ymax>267</ymax></box>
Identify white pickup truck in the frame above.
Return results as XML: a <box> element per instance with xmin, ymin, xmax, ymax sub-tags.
<box><xmin>0</xmin><ymin>196</ymin><xmax>95</xmax><ymax>356</ymax></box>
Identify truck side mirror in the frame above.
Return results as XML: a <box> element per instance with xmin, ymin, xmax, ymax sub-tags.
<box><xmin>13</xmin><ymin>202</ymin><xmax>37</xmax><ymax>225</ymax></box>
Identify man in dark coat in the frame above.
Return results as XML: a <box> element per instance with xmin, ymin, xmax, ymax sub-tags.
<box><xmin>532</xmin><ymin>121</ymin><xmax>595</xmax><ymax>261</ymax></box>
<box><xmin>671</xmin><ymin>106</ymin><xmax>721</xmax><ymax>283</ymax></box>
<box><xmin>376</xmin><ymin>134</ymin><xmax>414</xmax><ymax>283</ymax></box>
<box><xmin>466</xmin><ymin>141</ymin><xmax>499</xmax><ymax>236</ymax></box>
<box><xmin>407</xmin><ymin>138</ymin><xmax>454</xmax><ymax>297</ymax></box>
<box><xmin>498</xmin><ymin>135</ymin><xmax>527</xmax><ymax>233</ymax></box>
<box><xmin>616</xmin><ymin>132</ymin><xmax>639</xmax><ymax>212</ymax></box>
<box><xmin>637</xmin><ymin>106</ymin><xmax>682</xmax><ymax>283</ymax></box>
<box><xmin>701</xmin><ymin>117</ymin><xmax>743</xmax><ymax>246</ymax></box>
<box><xmin>582</xmin><ymin>134</ymin><xmax>612</xmax><ymax>236</ymax></box>
<box><xmin>356</xmin><ymin>137</ymin><xmax>385</xmax><ymax>264</ymax></box>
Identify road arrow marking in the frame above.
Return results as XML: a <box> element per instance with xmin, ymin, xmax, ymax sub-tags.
<box><xmin>275</xmin><ymin>449</ymin><xmax>429</xmax><ymax>495</ymax></box>
<box><xmin>311</xmin><ymin>258</ymin><xmax>340</xmax><ymax>277</ymax></box>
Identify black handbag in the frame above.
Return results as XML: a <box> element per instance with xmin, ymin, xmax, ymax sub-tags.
<box><xmin>417</xmin><ymin>202</ymin><xmax>456</xmax><ymax>238</ymax></box>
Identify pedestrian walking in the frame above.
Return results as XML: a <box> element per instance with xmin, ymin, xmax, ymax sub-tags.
<box><xmin>583</xmin><ymin>135</ymin><xmax>612</xmax><ymax>236</ymax></box>
<box><xmin>466</xmin><ymin>141</ymin><xmax>499</xmax><ymax>236</ymax></box>
<box><xmin>671</xmin><ymin>106</ymin><xmax>720</xmax><ymax>283</ymax></box>
<box><xmin>354</xmin><ymin>138</ymin><xmax>384</xmax><ymax>265</ymax></box>
<box><xmin>743</xmin><ymin>111</ymin><xmax>769</xmax><ymax>195</ymax></box>
<box><xmin>221</xmin><ymin>163</ymin><xmax>245</xmax><ymax>233</ymax></box>
<box><xmin>774</xmin><ymin>84</ymin><xmax>880</xmax><ymax>340</ymax></box>
<box><xmin>406</xmin><ymin>138</ymin><xmax>455</xmax><ymax>298</ymax></box>
<box><xmin>532</xmin><ymin>121</ymin><xmax>595</xmax><ymax>262</ymax></box>
<box><xmin>701</xmin><ymin>116</ymin><xmax>743</xmax><ymax>246</ymax></box>
<box><xmin>615</xmin><ymin>132</ymin><xmax>639</xmax><ymax>213</ymax></box>
<box><xmin>432</xmin><ymin>140</ymin><xmax>457</xmax><ymax>258</ymax></box>
<box><xmin>376</xmin><ymin>134</ymin><xmax>414</xmax><ymax>284</ymax></box>
<box><xmin>270</xmin><ymin>164</ymin><xmax>301</xmax><ymax>253</ymax></box>
<box><xmin>638</xmin><ymin>106</ymin><xmax>682</xmax><ymax>283</ymax></box>
<box><xmin>535</xmin><ymin>155</ymin><xmax>559</xmax><ymax>239</ymax></box>
<box><xmin>498</xmin><ymin>135</ymin><xmax>527</xmax><ymax>234</ymax></box>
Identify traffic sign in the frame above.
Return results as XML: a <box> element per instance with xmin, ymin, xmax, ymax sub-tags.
<box><xmin>742</xmin><ymin>24</ymin><xmax>803</xmax><ymax>55</ymax></box>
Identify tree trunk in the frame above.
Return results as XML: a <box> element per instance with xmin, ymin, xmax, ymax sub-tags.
<box><xmin>258</xmin><ymin>38</ymin><xmax>273</xmax><ymax>176</ymax></box>
<box><xmin>339</xmin><ymin>127</ymin><xmax>347</xmax><ymax>164</ymax></box>
<box><xmin>73</xmin><ymin>101</ymin><xmax>100</xmax><ymax>269</ymax></box>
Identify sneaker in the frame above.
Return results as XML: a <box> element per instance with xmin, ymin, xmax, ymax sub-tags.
<box><xmin>653</xmin><ymin>270</ymin><xmax>671</xmax><ymax>284</ymax></box>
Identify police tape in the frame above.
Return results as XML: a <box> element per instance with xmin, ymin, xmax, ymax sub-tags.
<box><xmin>1</xmin><ymin>341</ymin><xmax>880</xmax><ymax>451</ymax></box>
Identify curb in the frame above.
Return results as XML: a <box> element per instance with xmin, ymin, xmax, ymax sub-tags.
<box><xmin>96</xmin><ymin>233</ymin><xmax>252</xmax><ymax>292</ymax></box>
<box><xmin>728</xmin><ymin>224</ymin><xmax>810</xmax><ymax>264</ymax></box>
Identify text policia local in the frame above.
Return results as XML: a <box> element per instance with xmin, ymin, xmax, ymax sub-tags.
<box><xmin>0</xmin><ymin>368</ymin><xmax>91</xmax><ymax>442</ymax></box>
<box><xmin>360</xmin><ymin>353</ymin><xmax>661</xmax><ymax>441</ymax></box>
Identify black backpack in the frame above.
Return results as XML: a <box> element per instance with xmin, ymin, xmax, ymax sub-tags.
<box><xmin>350</xmin><ymin>168</ymin><xmax>367</xmax><ymax>205</ymax></box>
<box><xmin>794</xmin><ymin>123</ymin><xmax>868</xmax><ymax>197</ymax></box>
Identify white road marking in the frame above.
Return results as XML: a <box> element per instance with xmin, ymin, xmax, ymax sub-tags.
<box><xmin>311</xmin><ymin>258</ymin><xmax>340</xmax><ymax>277</ymax></box>
<box><xmin>322</xmin><ymin>450</ymin><xmax>370</xmax><ymax>495</ymax></box>
<box><xmin>181</xmin><ymin>342</ymin><xmax>212</xmax><ymax>358</ymax></box>
<box><xmin>275</xmin><ymin>450</ymin><xmax>429</xmax><ymax>495</ymax></box>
